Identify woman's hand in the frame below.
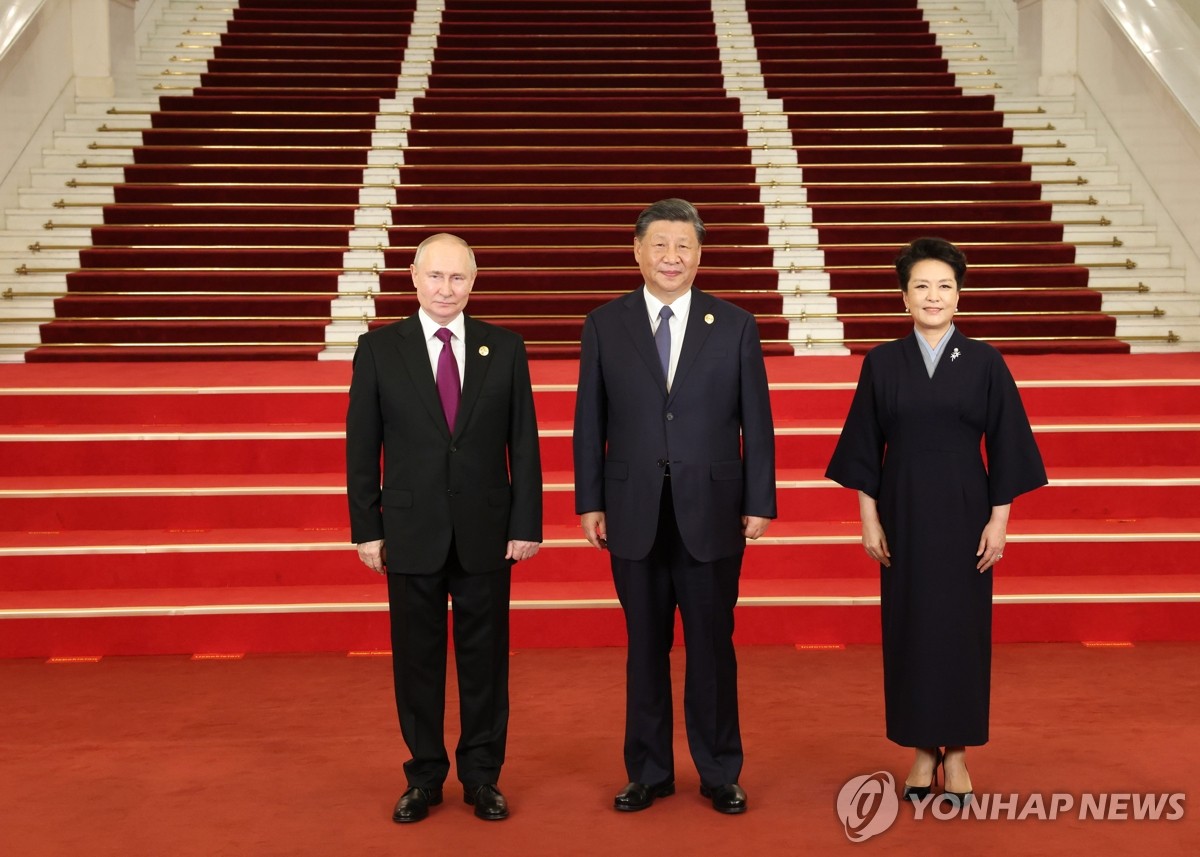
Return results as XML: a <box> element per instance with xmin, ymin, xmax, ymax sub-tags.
<box><xmin>976</xmin><ymin>504</ymin><xmax>1011</xmax><ymax>572</ymax></box>
<box><xmin>857</xmin><ymin>491</ymin><xmax>891</xmax><ymax>568</ymax></box>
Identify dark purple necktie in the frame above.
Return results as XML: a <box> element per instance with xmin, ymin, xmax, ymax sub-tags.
<box><xmin>434</xmin><ymin>327</ymin><xmax>460</xmax><ymax>430</ymax></box>
<box><xmin>654</xmin><ymin>305</ymin><xmax>673</xmax><ymax>381</ymax></box>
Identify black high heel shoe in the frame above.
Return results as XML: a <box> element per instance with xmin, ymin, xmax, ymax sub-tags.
<box><xmin>902</xmin><ymin>748</ymin><xmax>942</xmax><ymax>802</ymax></box>
<box><xmin>941</xmin><ymin>750</ymin><xmax>973</xmax><ymax>807</ymax></box>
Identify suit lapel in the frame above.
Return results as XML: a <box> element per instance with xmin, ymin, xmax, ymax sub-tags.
<box><xmin>455</xmin><ymin>315</ymin><xmax>494</xmax><ymax>437</ymax></box>
<box><xmin>667</xmin><ymin>288</ymin><xmax>716</xmax><ymax>404</ymax></box>
<box><xmin>392</xmin><ymin>315</ymin><xmax>452</xmax><ymax>437</ymax></box>
<box><xmin>620</xmin><ymin>287</ymin><xmax>667</xmax><ymax>393</ymax></box>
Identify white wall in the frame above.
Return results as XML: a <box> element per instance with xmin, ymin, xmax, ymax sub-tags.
<box><xmin>1077</xmin><ymin>0</ymin><xmax>1200</xmax><ymax>290</ymax></box>
<box><xmin>0</xmin><ymin>0</ymin><xmax>155</xmax><ymax>229</ymax></box>
<box><xmin>1177</xmin><ymin>0</ymin><xmax>1200</xmax><ymax>27</ymax></box>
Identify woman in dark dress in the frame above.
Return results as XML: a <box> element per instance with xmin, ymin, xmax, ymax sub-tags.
<box><xmin>825</xmin><ymin>237</ymin><xmax>1047</xmax><ymax>805</ymax></box>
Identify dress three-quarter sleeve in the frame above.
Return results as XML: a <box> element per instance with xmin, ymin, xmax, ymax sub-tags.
<box><xmin>825</xmin><ymin>354</ymin><xmax>886</xmax><ymax>499</ymax></box>
<box><xmin>983</xmin><ymin>351</ymin><xmax>1048</xmax><ymax>506</ymax></box>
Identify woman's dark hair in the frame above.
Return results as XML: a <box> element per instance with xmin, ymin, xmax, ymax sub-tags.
<box><xmin>635</xmin><ymin>198</ymin><xmax>707</xmax><ymax>245</ymax></box>
<box><xmin>895</xmin><ymin>237</ymin><xmax>967</xmax><ymax>291</ymax></box>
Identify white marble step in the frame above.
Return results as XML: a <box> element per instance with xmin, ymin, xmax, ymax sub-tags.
<box><xmin>0</xmin><ymin>321</ymin><xmax>43</xmax><ymax>347</ymax></box>
<box><xmin>5</xmin><ymin>210</ymin><xmax>106</xmax><ymax>229</ymax></box>
<box><xmin>57</xmin><ymin>129</ymin><xmax>146</xmax><ymax>149</ymax></box>
<box><xmin>1050</xmin><ymin>204</ymin><xmax>1147</xmax><ymax>227</ymax></box>
<box><xmin>1025</xmin><ymin>146</ymin><xmax>1109</xmax><ymax>167</ymax></box>
<box><xmin>1043</xmin><ymin>184</ymin><xmax>1131</xmax><ymax>205</ymax></box>
<box><xmin>17</xmin><ymin>188</ymin><xmax>115</xmax><ymax>208</ymax></box>
<box><xmin>153</xmin><ymin>24</ymin><xmax>226</xmax><ymax>43</ymax></box>
<box><xmin>994</xmin><ymin>95</ymin><xmax>1079</xmax><ymax>114</ymax></box>
<box><xmin>28</xmin><ymin>168</ymin><xmax>125</xmax><ymax>189</ymax></box>
<box><xmin>1105</xmin><ymin>292</ymin><xmax>1200</xmax><ymax>314</ymax></box>
<box><xmin>138</xmin><ymin>47</ymin><xmax>215</xmax><ymax>64</ymax></box>
<box><xmin>0</xmin><ymin>230</ymin><xmax>92</xmax><ymax>253</ymax></box>
<box><xmin>1076</xmin><ymin>245</ymin><xmax>1171</xmax><ymax>267</ymax></box>
<box><xmin>1006</xmin><ymin>113</ymin><xmax>1089</xmax><ymax>132</ymax></box>
<box><xmin>952</xmin><ymin>65</ymin><xmax>1016</xmax><ymax>88</ymax></box>
<box><xmin>42</xmin><ymin>152</ymin><xmax>133</xmax><ymax>171</ymax></box>
<box><xmin>1066</xmin><ymin>225</ymin><xmax>1165</xmax><ymax>248</ymax></box>
<box><xmin>1033</xmin><ymin>164</ymin><xmax>1121</xmax><ymax>183</ymax></box>
<box><xmin>72</xmin><ymin>99</ymin><xmax>160</xmax><ymax>116</ymax></box>
<box><xmin>938</xmin><ymin>35</ymin><xmax>1011</xmax><ymax>53</ymax></box>
<box><xmin>0</xmin><ymin>295</ymin><xmax>60</xmax><ymax>318</ymax></box>
<box><xmin>0</xmin><ymin>273</ymin><xmax>69</xmax><ymax>294</ymax></box>
<box><xmin>158</xmin><ymin>11</ymin><xmax>232</xmax><ymax>27</ymax></box>
<box><xmin>1088</xmin><ymin>267</ymin><xmax>1186</xmax><ymax>289</ymax></box>
<box><xmin>0</xmin><ymin>249</ymin><xmax>81</xmax><ymax>268</ymax></box>
<box><xmin>1119</xmin><ymin>317</ymin><xmax>1200</xmax><ymax>350</ymax></box>
<box><xmin>929</xmin><ymin>21</ymin><xmax>1004</xmax><ymax>41</ymax></box>
<box><xmin>137</xmin><ymin>63</ymin><xmax>201</xmax><ymax>81</ymax></box>
<box><xmin>1015</xmin><ymin>128</ymin><xmax>1097</xmax><ymax>148</ymax></box>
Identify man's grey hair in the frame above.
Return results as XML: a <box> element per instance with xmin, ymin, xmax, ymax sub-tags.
<box><xmin>412</xmin><ymin>232</ymin><xmax>478</xmax><ymax>273</ymax></box>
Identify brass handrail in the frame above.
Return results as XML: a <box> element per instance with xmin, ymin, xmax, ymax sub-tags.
<box><xmin>104</xmin><ymin>106</ymin><xmax>1055</xmax><ymax>118</ymax></box>
<box><xmin>797</xmin><ymin>332</ymin><xmax>1182</xmax><ymax>347</ymax></box>
<box><xmin>0</xmin><ymin>283</ymin><xmax>1153</xmax><ymax>301</ymax></box>
<box><xmin>93</xmin><ymin>122</ymin><xmax>1066</xmax><ymax>134</ymax></box>
<box><xmin>0</xmin><ymin>332</ymin><xmax>1183</xmax><ymax>350</ymax></box>
<box><xmin>79</xmin><ymin>141</ymin><xmax>1073</xmax><ymax>153</ymax></box>
<box><xmin>0</xmin><ymin>309</ymin><xmax>1166</xmax><ymax>324</ymax></box>
<box><xmin>24</xmin><ymin>237</ymin><xmax>1126</xmax><ymax>252</ymax></box>
<box><xmin>61</xmin><ymin>164</ymin><xmax>1084</xmax><ymax>184</ymax></box>
<box><xmin>14</xmin><ymin>260</ymin><xmax>1140</xmax><ymax>275</ymax></box>
<box><xmin>36</xmin><ymin>215</ymin><xmax>1118</xmax><ymax>229</ymax></box>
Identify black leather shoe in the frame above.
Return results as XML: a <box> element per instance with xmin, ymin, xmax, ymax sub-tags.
<box><xmin>392</xmin><ymin>786</ymin><xmax>442</xmax><ymax>823</ymax></box>
<box><xmin>464</xmin><ymin>784</ymin><xmax>509</xmax><ymax>821</ymax></box>
<box><xmin>700</xmin><ymin>783</ymin><xmax>747</xmax><ymax>814</ymax></box>
<box><xmin>614</xmin><ymin>779</ymin><xmax>675</xmax><ymax>812</ymax></box>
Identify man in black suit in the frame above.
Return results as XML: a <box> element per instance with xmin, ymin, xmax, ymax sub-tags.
<box><xmin>347</xmin><ymin>233</ymin><xmax>542</xmax><ymax>824</ymax></box>
<box><xmin>573</xmin><ymin>199</ymin><xmax>777</xmax><ymax>815</ymax></box>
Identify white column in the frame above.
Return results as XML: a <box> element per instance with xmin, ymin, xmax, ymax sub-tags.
<box><xmin>1017</xmin><ymin>0</ymin><xmax>1079</xmax><ymax>95</ymax></box>
<box><xmin>70</xmin><ymin>0</ymin><xmax>136</xmax><ymax>97</ymax></box>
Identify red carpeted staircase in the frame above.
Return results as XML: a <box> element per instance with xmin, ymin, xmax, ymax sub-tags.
<box><xmin>2</xmin><ymin>354</ymin><xmax>1198</xmax><ymax>657</ymax></box>
<box><xmin>26</xmin><ymin>0</ymin><xmax>421</xmax><ymax>361</ymax></box>
<box><xmin>17</xmin><ymin>0</ymin><xmax>1137</xmax><ymax>359</ymax></box>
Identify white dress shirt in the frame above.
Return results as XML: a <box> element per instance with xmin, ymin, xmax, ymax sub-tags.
<box><xmin>417</xmin><ymin>308</ymin><xmax>466</xmax><ymax>390</ymax></box>
<box><xmin>643</xmin><ymin>287</ymin><xmax>692</xmax><ymax>391</ymax></box>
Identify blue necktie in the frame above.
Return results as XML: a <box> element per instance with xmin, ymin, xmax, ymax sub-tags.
<box><xmin>654</xmin><ymin>305</ymin><xmax>673</xmax><ymax>382</ymax></box>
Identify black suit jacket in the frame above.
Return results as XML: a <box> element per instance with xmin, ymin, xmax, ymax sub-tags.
<box><xmin>573</xmin><ymin>287</ymin><xmax>776</xmax><ymax>563</ymax></box>
<box><xmin>346</xmin><ymin>314</ymin><xmax>542</xmax><ymax>574</ymax></box>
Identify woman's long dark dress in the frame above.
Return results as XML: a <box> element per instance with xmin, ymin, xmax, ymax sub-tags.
<box><xmin>825</xmin><ymin>330</ymin><xmax>1046</xmax><ymax>747</ymax></box>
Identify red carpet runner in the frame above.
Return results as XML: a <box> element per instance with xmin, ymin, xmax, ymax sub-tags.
<box><xmin>24</xmin><ymin>0</ymin><xmax>1127</xmax><ymax>358</ymax></box>
<box><xmin>744</xmin><ymin>0</ymin><xmax>1124</xmax><ymax>352</ymax></box>
<box><xmin>375</xmin><ymin>0</ymin><xmax>792</xmax><ymax>357</ymax></box>
<box><xmin>27</xmin><ymin>0</ymin><xmax>419</xmax><ymax>361</ymax></box>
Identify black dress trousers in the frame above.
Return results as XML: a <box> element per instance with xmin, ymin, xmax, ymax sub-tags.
<box><xmin>611</xmin><ymin>477</ymin><xmax>744</xmax><ymax>788</ymax></box>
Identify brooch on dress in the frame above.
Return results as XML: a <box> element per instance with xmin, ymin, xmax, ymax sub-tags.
<box><xmin>950</xmin><ymin>347</ymin><xmax>962</xmax><ymax>362</ymax></box>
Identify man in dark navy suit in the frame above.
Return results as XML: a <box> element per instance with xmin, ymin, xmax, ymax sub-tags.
<box><xmin>573</xmin><ymin>199</ymin><xmax>777</xmax><ymax>815</ymax></box>
<box><xmin>347</xmin><ymin>233</ymin><xmax>542</xmax><ymax>824</ymax></box>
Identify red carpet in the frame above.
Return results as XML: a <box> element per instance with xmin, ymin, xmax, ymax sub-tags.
<box><xmin>3</xmin><ymin>644</ymin><xmax>1198</xmax><ymax>855</ymax></box>
<box><xmin>2</xmin><ymin>353</ymin><xmax>1198</xmax><ymax>656</ymax></box>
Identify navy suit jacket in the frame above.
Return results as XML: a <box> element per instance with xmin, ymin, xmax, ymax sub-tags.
<box><xmin>573</xmin><ymin>287</ymin><xmax>776</xmax><ymax>563</ymax></box>
<box><xmin>346</xmin><ymin>314</ymin><xmax>542</xmax><ymax>574</ymax></box>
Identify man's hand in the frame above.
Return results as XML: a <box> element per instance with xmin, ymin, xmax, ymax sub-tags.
<box><xmin>581</xmin><ymin>511</ymin><xmax>608</xmax><ymax>550</ymax></box>
<box><xmin>741</xmin><ymin>515</ymin><xmax>771</xmax><ymax>540</ymax></box>
<box><xmin>506</xmin><ymin>540</ymin><xmax>541</xmax><ymax>562</ymax></box>
<box><xmin>357</xmin><ymin>539</ymin><xmax>386</xmax><ymax>574</ymax></box>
